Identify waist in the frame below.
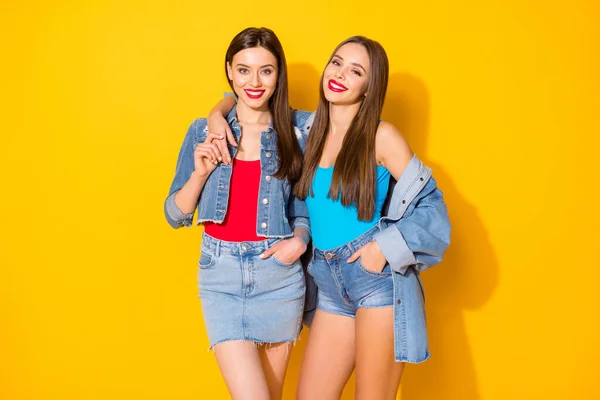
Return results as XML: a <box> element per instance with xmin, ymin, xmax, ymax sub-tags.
<box><xmin>201</xmin><ymin>232</ymin><xmax>280</xmax><ymax>257</ymax></box>
<box><xmin>313</xmin><ymin>225</ymin><xmax>380</xmax><ymax>260</ymax></box>
<box><xmin>308</xmin><ymin>205</ymin><xmax>381</xmax><ymax>250</ymax></box>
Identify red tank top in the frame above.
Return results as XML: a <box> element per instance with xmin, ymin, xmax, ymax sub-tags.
<box><xmin>203</xmin><ymin>158</ymin><xmax>263</xmax><ymax>242</ymax></box>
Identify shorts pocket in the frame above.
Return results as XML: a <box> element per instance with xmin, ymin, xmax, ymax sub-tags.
<box><xmin>358</xmin><ymin>259</ymin><xmax>392</xmax><ymax>276</ymax></box>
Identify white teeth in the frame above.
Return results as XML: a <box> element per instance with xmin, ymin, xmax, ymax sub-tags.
<box><xmin>246</xmin><ymin>90</ymin><xmax>263</xmax><ymax>95</ymax></box>
<box><xmin>330</xmin><ymin>81</ymin><xmax>345</xmax><ymax>90</ymax></box>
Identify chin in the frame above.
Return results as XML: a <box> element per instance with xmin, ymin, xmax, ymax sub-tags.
<box><xmin>324</xmin><ymin>91</ymin><xmax>348</xmax><ymax>104</ymax></box>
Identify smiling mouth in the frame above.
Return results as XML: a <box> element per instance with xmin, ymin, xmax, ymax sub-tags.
<box><xmin>328</xmin><ymin>79</ymin><xmax>348</xmax><ymax>92</ymax></box>
<box><xmin>244</xmin><ymin>89</ymin><xmax>266</xmax><ymax>99</ymax></box>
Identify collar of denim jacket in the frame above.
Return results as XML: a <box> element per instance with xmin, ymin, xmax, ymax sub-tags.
<box><xmin>226</xmin><ymin>106</ymin><xmax>275</xmax><ymax>135</ymax></box>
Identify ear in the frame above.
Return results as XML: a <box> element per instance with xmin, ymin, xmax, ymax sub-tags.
<box><xmin>226</xmin><ymin>62</ymin><xmax>233</xmax><ymax>81</ymax></box>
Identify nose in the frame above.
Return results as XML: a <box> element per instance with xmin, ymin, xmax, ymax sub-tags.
<box><xmin>250</xmin><ymin>72</ymin><xmax>261</xmax><ymax>87</ymax></box>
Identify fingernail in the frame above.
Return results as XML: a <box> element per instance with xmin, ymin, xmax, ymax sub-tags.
<box><xmin>218</xmin><ymin>156</ymin><xmax>222</xmax><ymax>161</ymax></box>
<box><xmin>259</xmin><ymin>253</ymin><xmax>265</xmax><ymax>259</ymax></box>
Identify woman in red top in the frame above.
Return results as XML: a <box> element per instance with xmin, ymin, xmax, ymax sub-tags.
<box><xmin>164</xmin><ymin>28</ymin><xmax>311</xmax><ymax>400</ymax></box>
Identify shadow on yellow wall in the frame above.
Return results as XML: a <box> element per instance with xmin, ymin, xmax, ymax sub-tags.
<box><xmin>384</xmin><ymin>73</ymin><xmax>499</xmax><ymax>400</ymax></box>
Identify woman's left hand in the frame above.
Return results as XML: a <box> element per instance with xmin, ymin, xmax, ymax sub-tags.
<box><xmin>260</xmin><ymin>236</ymin><xmax>307</xmax><ymax>265</ymax></box>
<box><xmin>348</xmin><ymin>241</ymin><xmax>387</xmax><ymax>273</ymax></box>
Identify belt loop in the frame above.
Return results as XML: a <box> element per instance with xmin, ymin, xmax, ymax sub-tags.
<box><xmin>215</xmin><ymin>239</ymin><xmax>221</xmax><ymax>258</ymax></box>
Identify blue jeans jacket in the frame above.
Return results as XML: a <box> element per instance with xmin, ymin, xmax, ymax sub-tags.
<box><xmin>303</xmin><ymin>154</ymin><xmax>451</xmax><ymax>363</ymax></box>
<box><xmin>164</xmin><ymin>108</ymin><xmax>313</xmax><ymax>237</ymax></box>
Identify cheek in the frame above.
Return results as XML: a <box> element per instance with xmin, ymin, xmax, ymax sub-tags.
<box><xmin>231</xmin><ymin>73</ymin><xmax>247</xmax><ymax>88</ymax></box>
<box><xmin>352</xmin><ymin>76</ymin><xmax>368</xmax><ymax>94</ymax></box>
<box><xmin>263</xmin><ymin>74</ymin><xmax>278</xmax><ymax>88</ymax></box>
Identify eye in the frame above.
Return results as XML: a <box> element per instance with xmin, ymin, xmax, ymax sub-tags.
<box><xmin>238</xmin><ymin>68</ymin><xmax>249</xmax><ymax>74</ymax></box>
<box><xmin>352</xmin><ymin>70</ymin><xmax>362</xmax><ymax>77</ymax></box>
<box><xmin>261</xmin><ymin>69</ymin><xmax>273</xmax><ymax>75</ymax></box>
<box><xmin>331</xmin><ymin>60</ymin><xmax>340</xmax><ymax>66</ymax></box>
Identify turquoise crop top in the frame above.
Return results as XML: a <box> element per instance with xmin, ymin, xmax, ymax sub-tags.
<box><xmin>305</xmin><ymin>165</ymin><xmax>391</xmax><ymax>250</ymax></box>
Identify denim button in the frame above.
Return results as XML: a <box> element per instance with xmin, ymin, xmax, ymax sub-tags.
<box><xmin>241</xmin><ymin>243</ymin><xmax>249</xmax><ymax>251</ymax></box>
<box><xmin>396</xmin><ymin>299</ymin><xmax>401</xmax><ymax>304</ymax></box>
<box><xmin>325</xmin><ymin>253</ymin><xmax>333</xmax><ymax>260</ymax></box>
<box><xmin>266</xmin><ymin>152</ymin><xmax>272</xmax><ymax>158</ymax></box>
<box><xmin>266</xmin><ymin>134</ymin><xmax>272</xmax><ymax>140</ymax></box>
<box><xmin>262</xmin><ymin>198</ymin><xmax>269</xmax><ymax>205</ymax></box>
<box><xmin>261</xmin><ymin>222</ymin><xmax>267</xmax><ymax>229</ymax></box>
<box><xmin>265</xmin><ymin>175</ymin><xmax>272</xmax><ymax>182</ymax></box>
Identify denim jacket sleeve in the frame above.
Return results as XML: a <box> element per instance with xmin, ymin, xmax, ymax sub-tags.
<box><xmin>288</xmin><ymin>110</ymin><xmax>315</xmax><ymax>236</ymax></box>
<box><xmin>164</xmin><ymin>119</ymin><xmax>199</xmax><ymax>229</ymax></box>
<box><xmin>288</xmin><ymin>190</ymin><xmax>311</xmax><ymax>236</ymax></box>
<box><xmin>374</xmin><ymin>176</ymin><xmax>451</xmax><ymax>275</ymax></box>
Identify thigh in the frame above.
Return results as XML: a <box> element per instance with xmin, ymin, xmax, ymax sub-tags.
<box><xmin>258</xmin><ymin>342</ymin><xmax>293</xmax><ymax>400</ymax></box>
<box><xmin>213</xmin><ymin>340</ymin><xmax>270</xmax><ymax>400</ymax></box>
<box><xmin>296</xmin><ymin>309</ymin><xmax>356</xmax><ymax>400</ymax></box>
<box><xmin>355</xmin><ymin>307</ymin><xmax>405</xmax><ymax>400</ymax></box>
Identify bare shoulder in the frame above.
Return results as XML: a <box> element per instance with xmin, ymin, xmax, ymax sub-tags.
<box><xmin>375</xmin><ymin>121</ymin><xmax>413</xmax><ymax>166</ymax></box>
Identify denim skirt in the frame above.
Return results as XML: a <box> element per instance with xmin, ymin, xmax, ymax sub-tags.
<box><xmin>198</xmin><ymin>233</ymin><xmax>305</xmax><ymax>348</ymax></box>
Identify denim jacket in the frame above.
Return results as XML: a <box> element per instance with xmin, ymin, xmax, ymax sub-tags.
<box><xmin>303</xmin><ymin>153</ymin><xmax>451</xmax><ymax>363</ymax></box>
<box><xmin>164</xmin><ymin>108</ymin><xmax>313</xmax><ymax>238</ymax></box>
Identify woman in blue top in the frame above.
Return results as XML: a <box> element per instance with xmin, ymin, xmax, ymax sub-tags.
<box><xmin>209</xmin><ymin>35</ymin><xmax>451</xmax><ymax>400</ymax></box>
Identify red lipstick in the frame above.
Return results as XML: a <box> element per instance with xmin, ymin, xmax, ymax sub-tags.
<box><xmin>244</xmin><ymin>89</ymin><xmax>265</xmax><ymax>99</ymax></box>
<box><xmin>328</xmin><ymin>79</ymin><xmax>348</xmax><ymax>92</ymax></box>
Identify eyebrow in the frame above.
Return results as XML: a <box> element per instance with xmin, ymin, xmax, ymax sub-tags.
<box><xmin>332</xmin><ymin>55</ymin><xmax>367</xmax><ymax>73</ymax></box>
<box><xmin>235</xmin><ymin>63</ymin><xmax>276</xmax><ymax>69</ymax></box>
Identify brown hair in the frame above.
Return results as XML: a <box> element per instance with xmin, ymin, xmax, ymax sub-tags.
<box><xmin>225</xmin><ymin>27</ymin><xmax>302</xmax><ymax>181</ymax></box>
<box><xmin>294</xmin><ymin>36</ymin><xmax>389</xmax><ymax>220</ymax></box>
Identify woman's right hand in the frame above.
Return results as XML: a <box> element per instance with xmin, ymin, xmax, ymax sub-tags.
<box><xmin>208</xmin><ymin>113</ymin><xmax>237</xmax><ymax>164</ymax></box>
<box><xmin>193</xmin><ymin>133</ymin><xmax>227</xmax><ymax>177</ymax></box>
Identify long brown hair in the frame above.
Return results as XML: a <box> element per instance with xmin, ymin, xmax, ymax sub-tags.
<box><xmin>294</xmin><ymin>36</ymin><xmax>389</xmax><ymax>221</ymax></box>
<box><xmin>225</xmin><ymin>27</ymin><xmax>302</xmax><ymax>182</ymax></box>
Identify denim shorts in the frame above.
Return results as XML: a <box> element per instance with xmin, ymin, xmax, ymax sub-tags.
<box><xmin>308</xmin><ymin>225</ymin><xmax>394</xmax><ymax>318</ymax></box>
<box><xmin>198</xmin><ymin>233</ymin><xmax>305</xmax><ymax>348</ymax></box>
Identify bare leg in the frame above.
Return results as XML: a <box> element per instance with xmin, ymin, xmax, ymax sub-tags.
<box><xmin>296</xmin><ymin>310</ymin><xmax>356</xmax><ymax>400</ymax></box>
<box><xmin>258</xmin><ymin>342</ymin><xmax>293</xmax><ymax>400</ymax></box>
<box><xmin>213</xmin><ymin>340</ymin><xmax>270</xmax><ymax>400</ymax></box>
<box><xmin>355</xmin><ymin>307</ymin><xmax>405</xmax><ymax>400</ymax></box>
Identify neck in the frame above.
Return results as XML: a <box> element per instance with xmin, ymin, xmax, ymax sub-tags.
<box><xmin>328</xmin><ymin>101</ymin><xmax>361</xmax><ymax>136</ymax></box>
<box><xmin>236</xmin><ymin>100</ymin><xmax>272</xmax><ymax>125</ymax></box>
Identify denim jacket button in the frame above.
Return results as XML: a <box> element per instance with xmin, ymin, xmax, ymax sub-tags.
<box><xmin>261</xmin><ymin>222</ymin><xmax>267</xmax><ymax>229</ymax></box>
<box><xmin>266</xmin><ymin>134</ymin><xmax>272</xmax><ymax>140</ymax></box>
<box><xmin>397</xmin><ymin>300</ymin><xmax>401</xmax><ymax>304</ymax></box>
<box><xmin>262</xmin><ymin>198</ymin><xmax>269</xmax><ymax>205</ymax></box>
<box><xmin>266</xmin><ymin>152</ymin><xmax>272</xmax><ymax>158</ymax></box>
<box><xmin>265</xmin><ymin>175</ymin><xmax>272</xmax><ymax>182</ymax></box>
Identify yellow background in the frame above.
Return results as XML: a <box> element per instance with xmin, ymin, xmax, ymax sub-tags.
<box><xmin>1</xmin><ymin>1</ymin><xmax>599</xmax><ymax>399</ymax></box>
